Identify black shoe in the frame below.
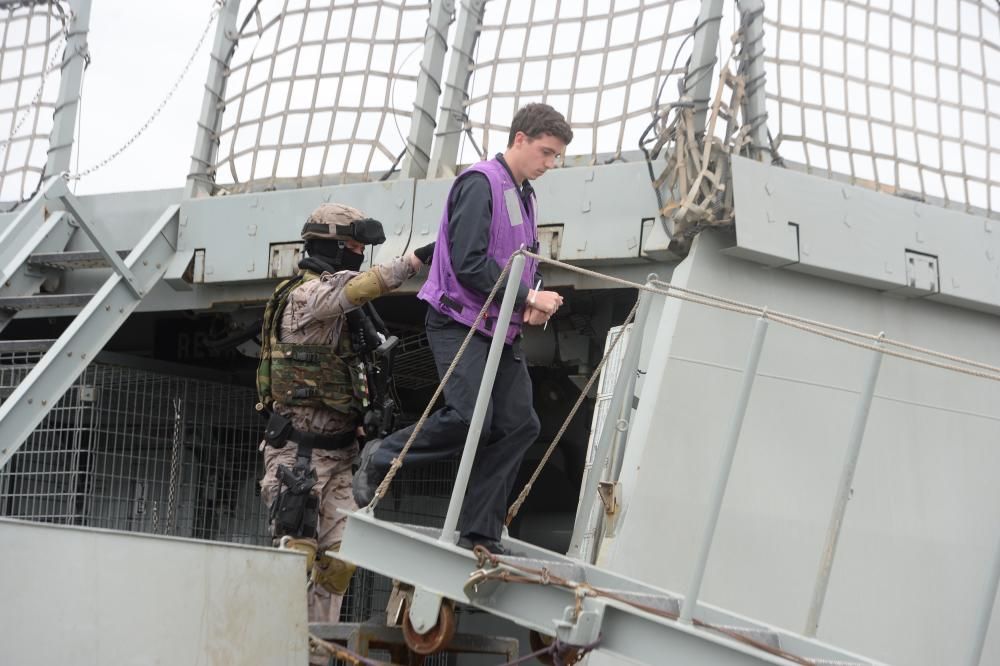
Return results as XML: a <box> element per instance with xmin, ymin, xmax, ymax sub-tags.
<box><xmin>351</xmin><ymin>438</ymin><xmax>384</xmax><ymax>507</ymax></box>
<box><xmin>457</xmin><ymin>535</ymin><xmax>522</xmax><ymax>557</ymax></box>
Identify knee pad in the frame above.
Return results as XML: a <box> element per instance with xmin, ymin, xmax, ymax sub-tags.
<box><xmin>312</xmin><ymin>551</ymin><xmax>357</xmax><ymax>595</ymax></box>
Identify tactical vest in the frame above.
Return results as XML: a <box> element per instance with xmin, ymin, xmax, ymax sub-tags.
<box><xmin>256</xmin><ymin>271</ymin><xmax>369</xmax><ymax>416</ymax></box>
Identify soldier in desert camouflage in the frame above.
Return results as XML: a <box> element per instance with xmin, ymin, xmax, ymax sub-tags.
<box><xmin>255</xmin><ymin>203</ymin><xmax>433</xmax><ymax>641</ymax></box>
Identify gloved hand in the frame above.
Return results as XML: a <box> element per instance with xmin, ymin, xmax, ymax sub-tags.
<box><xmin>413</xmin><ymin>242</ymin><xmax>436</xmax><ymax>266</ymax></box>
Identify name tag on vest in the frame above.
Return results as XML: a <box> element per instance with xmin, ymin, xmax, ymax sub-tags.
<box><xmin>503</xmin><ymin>188</ymin><xmax>524</xmax><ymax>227</ymax></box>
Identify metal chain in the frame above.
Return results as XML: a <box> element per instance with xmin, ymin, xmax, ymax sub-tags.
<box><xmin>0</xmin><ymin>4</ymin><xmax>71</xmax><ymax>152</ymax></box>
<box><xmin>164</xmin><ymin>396</ymin><xmax>184</xmax><ymax>535</ymax></box>
<box><xmin>64</xmin><ymin>2</ymin><xmax>221</xmax><ymax>181</ymax></box>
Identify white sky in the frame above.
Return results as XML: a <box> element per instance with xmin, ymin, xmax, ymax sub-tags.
<box><xmin>72</xmin><ymin>1</ymin><xmax>213</xmax><ymax>195</ymax></box>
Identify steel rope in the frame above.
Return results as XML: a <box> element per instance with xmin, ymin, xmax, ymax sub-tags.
<box><xmin>525</xmin><ymin>250</ymin><xmax>1000</xmax><ymax>382</ymax></box>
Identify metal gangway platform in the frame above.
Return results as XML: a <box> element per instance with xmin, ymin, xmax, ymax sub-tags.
<box><xmin>337</xmin><ymin>250</ymin><xmax>897</xmax><ymax>666</ymax></box>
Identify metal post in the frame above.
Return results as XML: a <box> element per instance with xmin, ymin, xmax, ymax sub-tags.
<box><xmin>185</xmin><ymin>0</ymin><xmax>241</xmax><ymax>198</ymax></box>
<box><xmin>567</xmin><ymin>284</ymin><xmax>654</xmax><ymax>562</ymax></box>
<box><xmin>45</xmin><ymin>0</ymin><xmax>91</xmax><ymax>175</ymax></box>
<box><xmin>804</xmin><ymin>336</ymin><xmax>884</xmax><ymax>636</ymax></box>
<box><xmin>427</xmin><ymin>0</ymin><xmax>487</xmax><ymax>178</ymax></box>
<box><xmin>682</xmin><ymin>0</ymin><xmax>725</xmax><ymax>134</ymax></box>
<box><xmin>400</xmin><ymin>0</ymin><xmax>453</xmax><ymax>179</ymax></box>
<box><xmin>968</xmin><ymin>527</ymin><xmax>1000</xmax><ymax>666</ymax></box>
<box><xmin>737</xmin><ymin>0</ymin><xmax>770</xmax><ymax>159</ymax></box>
<box><xmin>680</xmin><ymin>314</ymin><xmax>769</xmax><ymax>624</ymax></box>
<box><xmin>439</xmin><ymin>252</ymin><xmax>526</xmax><ymax>542</ymax></box>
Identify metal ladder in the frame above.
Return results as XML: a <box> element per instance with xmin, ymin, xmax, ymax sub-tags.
<box><xmin>0</xmin><ymin>177</ymin><xmax>179</xmax><ymax>469</ymax></box>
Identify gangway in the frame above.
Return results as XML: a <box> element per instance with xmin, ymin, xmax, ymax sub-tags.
<box><xmin>338</xmin><ymin>251</ymin><xmax>886</xmax><ymax>666</ymax></box>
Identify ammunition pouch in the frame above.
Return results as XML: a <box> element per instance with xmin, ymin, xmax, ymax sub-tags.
<box><xmin>313</xmin><ymin>549</ymin><xmax>357</xmax><ymax>596</ymax></box>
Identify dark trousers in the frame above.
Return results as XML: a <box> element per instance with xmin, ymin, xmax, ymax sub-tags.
<box><xmin>373</xmin><ymin>310</ymin><xmax>540</xmax><ymax>542</ymax></box>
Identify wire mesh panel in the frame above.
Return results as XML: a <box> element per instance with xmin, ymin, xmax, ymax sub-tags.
<box><xmin>0</xmin><ymin>0</ymin><xmax>70</xmax><ymax>204</ymax></box>
<box><xmin>212</xmin><ymin>0</ymin><xmax>431</xmax><ymax>193</ymax></box>
<box><xmin>457</xmin><ymin>0</ymin><xmax>701</xmax><ymax>165</ymax></box>
<box><xmin>0</xmin><ymin>351</ymin><xmax>462</xmax><ymax>636</ymax></box>
<box><xmin>762</xmin><ymin>0</ymin><xmax>1000</xmax><ymax>218</ymax></box>
<box><xmin>0</xmin><ymin>354</ymin><xmax>268</xmax><ymax>544</ymax></box>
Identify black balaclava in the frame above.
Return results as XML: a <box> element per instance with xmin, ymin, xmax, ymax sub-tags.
<box><xmin>301</xmin><ymin>238</ymin><xmax>365</xmax><ymax>273</ymax></box>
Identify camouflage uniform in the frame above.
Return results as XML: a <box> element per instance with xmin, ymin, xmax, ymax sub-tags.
<box><xmin>259</xmin><ymin>208</ymin><xmax>417</xmax><ymax>628</ymax></box>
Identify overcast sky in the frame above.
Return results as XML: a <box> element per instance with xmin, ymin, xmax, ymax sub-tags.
<box><xmin>72</xmin><ymin>1</ymin><xmax>213</xmax><ymax>195</ymax></box>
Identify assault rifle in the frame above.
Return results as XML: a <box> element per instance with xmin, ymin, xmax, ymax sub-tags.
<box><xmin>347</xmin><ymin>303</ymin><xmax>399</xmax><ymax>441</ymax></box>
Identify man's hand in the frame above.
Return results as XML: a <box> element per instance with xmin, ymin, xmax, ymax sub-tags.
<box><xmin>527</xmin><ymin>289</ymin><xmax>563</xmax><ymax>315</ymax></box>
<box><xmin>524</xmin><ymin>305</ymin><xmax>548</xmax><ymax>326</ymax></box>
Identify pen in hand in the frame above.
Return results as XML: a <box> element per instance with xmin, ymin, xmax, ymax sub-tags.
<box><xmin>532</xmin><ymin>279</ymin><xmax>549</xmax><ymax>331</ymax></box>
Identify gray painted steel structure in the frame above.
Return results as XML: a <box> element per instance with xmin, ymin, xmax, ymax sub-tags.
<box><xmin>0</xmin><ymin>518</ymin><xmax>308</xmax><ymax>664</ymax></box>
<box><xmin>0</xmin><ymin>1</ymin><xmax>998</xmax><ymax>664</ymax></box>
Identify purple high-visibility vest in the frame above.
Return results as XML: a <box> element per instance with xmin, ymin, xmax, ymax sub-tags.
<box><xmin>418</xmin><ymin>157</ymin><xmax>539</xmax><ymax>344</ymax></box>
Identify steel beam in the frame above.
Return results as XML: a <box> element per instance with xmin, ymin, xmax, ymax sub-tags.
<box><xmin>57</xmin><ymin>189</ymin><xmax>142</xmax><ymax>297</ymax></box>
<box><xmin>568</xmin><ymin>283</ymin><xmax>655</xmax><ymax>562</ymax></box>
<box><xmin>968</xmin><ymin>525</ymin><xmax>1000</xmax><ymax>666</ymax></box>
<box><xmin>805</xmin><ymin>336</ymin><xmax>885</xmax><ymax>636</ymax></box>
<box><xmin>737</xmin><ymin>0</ymin><xmax>770</xmax><ymax>159</ymax></box>
<box><xmin>0</xmin><ymin>205</ymin><xmax>179</xmax><ymax>470</ymax></box>
<box><xmin>185</xmin><ymin>0</ymin><xmax>241</xmax><ymax>198</ymax></box>
<box><xmin>427</xmin><ymin>0</ymin><xmax>487</xmax><ymax>178</ymax></box>
<box><xmin>400</xmin><ymin>0</ymin><xmax>454</xmax><ymax>179</ymax></box>
<box><xmin>682</xmin><ymin>0</ymin><xmax>725</xmax><ymax>134</ymax></box>
<box><xmin>681</xmin><ymin>314</ymin><xmax>769</xmax><ymax>624</ymax></box>
<box><xmin>439</xmin><ymin>252</ymin><xmax>526</xmax><ymax>541</ymax></box>
<box><xmin>45</xmin><ymin>0</ymin><xmax>91</xmax><ymax>175</ymax></box>
<box><xmin>339</xmin><ymin>511</ymin><xmax>881</xmax><ymax>665</ymax></box>
<box><xmin>0</xmin><ymin>177</ymin><xmax>71</xmax><ymax>271</ymax></box>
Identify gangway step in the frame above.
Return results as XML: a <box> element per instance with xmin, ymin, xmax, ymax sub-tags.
<box><xmin>0</xmin><ymin>339</ymin><xmax>56</xmax><ymax>353</ymax></box>
<box><xmin>28</xmin><ymin>249</ymin><xmax>130</xmax><ymax>270</ymax></box>
<box><xmin>0</xmin><ymin>294</ymin><xmax>94</xmax><ymax>311</ymax></box>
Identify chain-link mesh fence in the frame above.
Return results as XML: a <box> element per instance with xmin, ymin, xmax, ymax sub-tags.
<box><xmin>0</xmin><ymin>350</ymin><xmax>459</xmax><ymax>631</ymax></box>
<box><xmin>212</xmin><ymin>0</ymin><xmax>431</xmax><ymax>193</ymax></box>
<box><xmin>0</xmin><ymin>0</ymin><xmax>69</xmax><ymax>204</ymax></box>
<box><xmin>762</xmin><ymin>0</ymin><xmax>1000</xmax><ymax>218</ymax></box>
<box><xmin>457</xmin><ymin>0</ymin><xmax>701</xmax><ymax>165</ymax></box>
<box><xmin>0</xmin><ymin>352</ymin><xmax>267</xmax><ymax>542</ymax></box>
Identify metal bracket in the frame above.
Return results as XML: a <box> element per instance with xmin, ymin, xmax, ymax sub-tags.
<box><xmin>597</xmin><ymin>481</ymin><xmax>620</xmax><ymax>517</ymax></box>
<box><xmin>554</xmin><ymin>601</ymin><xmax>604</xmax><ymax>645</ymax></box>
<box><xmin>408</xmin><ymin>587</ymin><xmax>444</xmax><ymax>634</ymax></box>
<box><xmin>57</xmin><ymin>191</ymin><xmax>143</xmax><ymax>298</ymax></box>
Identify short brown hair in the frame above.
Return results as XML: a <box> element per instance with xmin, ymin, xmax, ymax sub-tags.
<box><xmin>507</xmin><ymin>103</ymin><xmax>573</xmax><ymax>147</ymax></box>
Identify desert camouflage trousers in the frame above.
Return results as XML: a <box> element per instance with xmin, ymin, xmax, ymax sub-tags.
<box><xmin>260</xmin><ymin>440</ymin><xmax>359</xmax><ymax>625</ymax></box>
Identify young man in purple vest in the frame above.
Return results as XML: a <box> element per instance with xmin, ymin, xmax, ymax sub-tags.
<box><xmin>353</xmin><ymin>103</ymin><xmax>572</xmax><ymax>554</ymax></box>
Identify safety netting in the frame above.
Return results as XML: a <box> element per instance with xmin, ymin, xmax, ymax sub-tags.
<box><xmin>212</xmin><ymin>0</ymin><xmax>431</xmax><ymax>193</ymax></box>
<box><xmin>762</xmin><ymin>0</ymin><xmax>1000</xmax><ymax>218</ymax></box>
<box><xmin>0</xmin><ymin>0</ymin><xmax>70</xmax><ymax>204</ymax></box>
<box><xmin>457</xmin><ymin>0</ymin><xmax>702</xmax><ymax>165</ymax></box>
